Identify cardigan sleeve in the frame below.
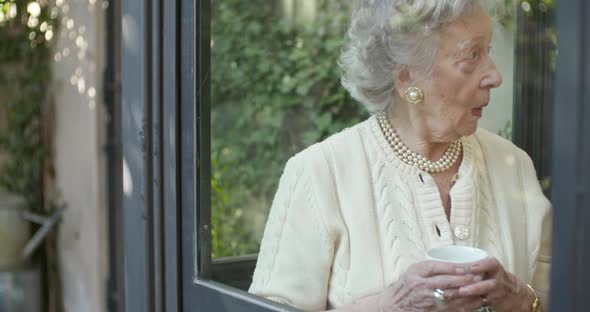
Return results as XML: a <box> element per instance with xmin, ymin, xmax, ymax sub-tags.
<box><xmin>249</xmin><ymin>153</ymin><xmax>335</xmax><ymax>311</ymax></box>
<box><xmin>519</xmin><ymin>151</ymin><xmax>552</xmax><ymax>295</ymax></box>
<box><xmin>531</xmin><ymin>206</ymin><xmax>551</xmax><ymax>296</ymax></box>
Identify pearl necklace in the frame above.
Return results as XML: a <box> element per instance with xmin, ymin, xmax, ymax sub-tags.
<box><xmin>377</xmin><ymin>112</ymin><xmax>462</xmax><ymax>173</ymax></box>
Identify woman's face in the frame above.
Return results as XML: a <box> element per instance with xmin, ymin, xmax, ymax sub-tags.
<box><xmin>413</xmin><ymin>6</ymin><xmax>503</xmax><ymax>140</ymax></box>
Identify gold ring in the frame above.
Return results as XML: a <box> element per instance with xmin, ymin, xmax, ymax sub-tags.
<box><xmin>433</xmin><ymin>288</ymin><xmax>447</xmax><ymax>303</ymax></box>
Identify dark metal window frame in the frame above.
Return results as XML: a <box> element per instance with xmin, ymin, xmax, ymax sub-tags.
<box><xmin>104</xmin><ymin>0</ymin><xmax>123</xmax><ymax>310</ymax></box>
<box><xmin>548</xmin><ymin>1</ymin><xmax>590</xmax><ymax>311</ymax></box>
<box><xmin>119</xmin><ymin>0</ymin><xmax>590</xmax><ymax>311</ymax></box>
<box><xmin>119</xmin><ymin>0</ymin><xmax>293</xmax><ymax>310</ymax></box>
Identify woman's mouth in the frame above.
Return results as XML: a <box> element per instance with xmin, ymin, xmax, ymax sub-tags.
<box><xmin>472</xmin><ymin>105</ymin><xmax>486</xmax><ymax>117</ymax></box>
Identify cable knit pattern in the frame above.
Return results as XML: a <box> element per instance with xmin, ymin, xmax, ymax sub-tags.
<box><xmin>250</xmin><ymin>157</ymin><xmax>305</xmax><ymax>291</ymax></box>
<box><xmin>469</xmin><ymin>136</ymin><xmax>507</xmax><ymax>267</ymax></box>
<box><xmin>249</xmin><ymin>116</ymin><xmax>552</xmax><ymax>311</ymax></box>
<box><xmin>373</xmin><ymin>161</ymin><xmax>427</xmax><ymax>283</ymax></box>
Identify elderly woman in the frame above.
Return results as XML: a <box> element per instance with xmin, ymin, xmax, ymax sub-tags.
<box><xmin>249</xmin><ymin>1</ymin><xmax>551</xmax><ymax>311</ymax></box>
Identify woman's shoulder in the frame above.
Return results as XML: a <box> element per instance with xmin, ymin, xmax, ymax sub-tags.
<box><xmin>289</xmin><ymin>118</ymin><xmax>374</xmax><ymax>167</ymax></box>
<box><xmin>472</xmin><ymin>127</ymin><xmax>542</xmax><ymax>193</ymax></box>
<box><xmin>473</xmin><ymin>127</ymin><xmax>532</xmax><ymax>163</ymax></box>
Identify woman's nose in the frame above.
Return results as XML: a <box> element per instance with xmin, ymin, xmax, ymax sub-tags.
<box><xmin>481</xmin><ymin>59</ymin><xmax>503</xmax><ymax>89</ymax></box>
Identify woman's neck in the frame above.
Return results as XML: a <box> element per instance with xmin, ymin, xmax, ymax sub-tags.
<box><xmin>387</xmin><ymin>105</ymin><xmax>457</xmax><ymax>161</ymax></box>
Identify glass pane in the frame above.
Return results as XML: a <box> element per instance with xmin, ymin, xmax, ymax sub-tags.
<box><xmin>512</xmin><ymin>0</ymin><xmax>556</xmax><ymax>195</ymax></box>
<box><xmin>479</xmin><ymin>4</ymin><xmax>515</xmax><ymax>139</ymax></box>
<box><xmin>485</xmin><ymin>0</ymin><xmax>556</xmax><ymax>193</ymax></box>
<box><xmin>211</xmin><ymin>0</ymin><xmax>364</xmax><ymax>259</ymax></box>
<box><xmin>210</xmin><ymin>1</ymin><xmax>557</xmax><ymax>308</ymax></box>
<box><xmin>210</xmin><ymin>0</ymin><xmax>557</xmax><ymax>261</ymax></box>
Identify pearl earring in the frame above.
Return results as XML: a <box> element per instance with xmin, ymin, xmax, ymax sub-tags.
<box><xmin>404</xmin><ymin>86</ymin><xmax>424</xmax><ymax>105</ymax></box>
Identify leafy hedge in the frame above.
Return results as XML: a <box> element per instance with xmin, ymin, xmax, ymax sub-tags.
<box><xmin>0</xmin><ymin>0</ymin><xmax>57</xmax><ymax>212</ymax></box>
<box><xmin>211</xmin><ymin>0</ymin><xmax>366</xmax><ymax>258</ymax></box>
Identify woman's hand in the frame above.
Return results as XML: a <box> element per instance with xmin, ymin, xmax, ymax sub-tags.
<box><xmin>457</xmin><ymin>257</ymin><xmax>537</xmax><ymax>312</ymax></box>
<box><xmin>379</xmin><ymin>260</ymin><xmax>486</xmax><ymax>312</ymax></box>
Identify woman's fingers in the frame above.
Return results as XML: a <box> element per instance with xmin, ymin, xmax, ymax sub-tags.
<box><xmin>426</xmin><ymin>274</ymin><xmax>483</xmax><ymax>291</ymax></box>
<box><xmin>383</xmin><ymin>259</ymin><xmax>521</xmax><ymax>312</ymax></box>
<box><xmin>469</xmin><ymin>257</ymin><xmax>502</xmax><ymax>275</ymax></box>
<box><xmin>458</xmin><ymin>278</ymin><xmax>500</xmax><ymax>297</ymax></box>
<box><xmin>409</xmin><ymin>260</ymin><xmax>464</xmax><ymax>277</ymax></box>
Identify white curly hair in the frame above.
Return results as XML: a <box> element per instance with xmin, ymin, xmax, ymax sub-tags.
<box><xmin>339</xmin><ymin>0</ymin><xmax>491</xmax><ymax>113</ymax></box>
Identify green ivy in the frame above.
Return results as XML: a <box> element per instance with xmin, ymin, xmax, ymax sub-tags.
<box><xmin>0</xmin><ymin>0</ymin><xmax>58</xmax><ymax>212</ymax></box>
<box><xmin>211</xmin><ymin>0</ymin><xmax>366</xmax><ymax>258</ymax></box>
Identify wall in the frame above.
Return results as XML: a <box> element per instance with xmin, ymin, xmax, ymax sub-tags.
<box><xmin>480</xmin><ymin>20</ymin><xmax>515</xmax><ymax>136</ymax></box>
<box><xmin>51</xmin><ymin>1</ymin><xmax>108</xmax><ymax>312</ymax></box>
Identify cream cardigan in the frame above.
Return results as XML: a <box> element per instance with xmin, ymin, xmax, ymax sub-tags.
<box><xmin>249</xmin><ymin>116</ymin><xmax>552</xmax><ymax>311</ymax></box>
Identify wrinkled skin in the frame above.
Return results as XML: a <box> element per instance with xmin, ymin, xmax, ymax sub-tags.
<box><xmin>457</xmin><ymin>258</ymin><xmax>535</xmax><ymax>312</ymax></box>
<box><xmin>378</xmin><ymin>260</ymin><xmax>487</xmax><ymax>312</ymax></box>
<box><xmin>374</xmin><ymin>258</ymin><xmax>536</xmax><ymax>312</ymax></box>
<box><xmin>392</xmin><ymin>5</ymin><xmax>502</xmax><ymax>155</ymax></box>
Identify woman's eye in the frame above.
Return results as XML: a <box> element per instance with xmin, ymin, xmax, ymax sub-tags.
<box><xmin>467</xmin><ymin>50</ymin><xmax>480</xmax><ymax>61</ymax></box>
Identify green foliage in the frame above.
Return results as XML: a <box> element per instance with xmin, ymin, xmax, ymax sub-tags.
<box><xmin>0</xmin><ymin>0</ymin><xmax>57</xmax><ymax>211</ymax></box>
<box><xmin>496</xmin><ymin>0</ymin><xmax>515</xmax><ymax>29</ymax></box>
<box><xmin>211</xmin><ymin>158</ymin><xmax>259</xmax><ymax>257</ymax></box>
<box><xmin>210</xmin><ymin>0</ymin><xmax>366</xmax><ymax>258</ymax></box>
<box><xmin>209</xmin><ymin>0</ymin><xmax>560</xmax><ymax>258</ymax></box>
<box><xmin>496</xmin><ymin>0</ymin><xmax>555</xmax><ymax>30</ymax></box>
<box><xmin>497</xmin><ymin>120</ymin><xmax>512</xmax><ymax>140</ymax></box>
<box><xmin>516</xmin><ymin>0</ymin><xmax>557</xmax><ymax>72</ymax></box>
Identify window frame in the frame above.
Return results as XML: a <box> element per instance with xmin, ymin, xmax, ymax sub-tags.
<box><xmin>118</xmin><ymin>0</ymin><xmax>590</xmax><ymax>311</ymax></box>
<box><xmin>548</xmin><ymin>1</ymin><xmax>590</xmax><ymax>311</ymax></box>
<box><xmin>119</xmin><ymin>0</ymin><xmax>294</xmax><ymax>310</ymax></box>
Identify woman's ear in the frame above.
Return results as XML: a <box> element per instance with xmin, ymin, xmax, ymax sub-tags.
<box><xmin>395</xmin><ymin>68</ymin><xmax>411</xmax><ymax>98</ymax></box>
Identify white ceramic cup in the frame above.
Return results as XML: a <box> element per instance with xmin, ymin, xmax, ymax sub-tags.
<box><xmin>426</xmin><ymin>246</ymin><xmax>488</xmax><ymax>264</ymax></box>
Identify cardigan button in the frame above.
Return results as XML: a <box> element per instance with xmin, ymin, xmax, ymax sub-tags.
<box><xmin>453</xmin><ymin>225</ymin><xmax>470</xmax><ymax>240</ymax></box>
